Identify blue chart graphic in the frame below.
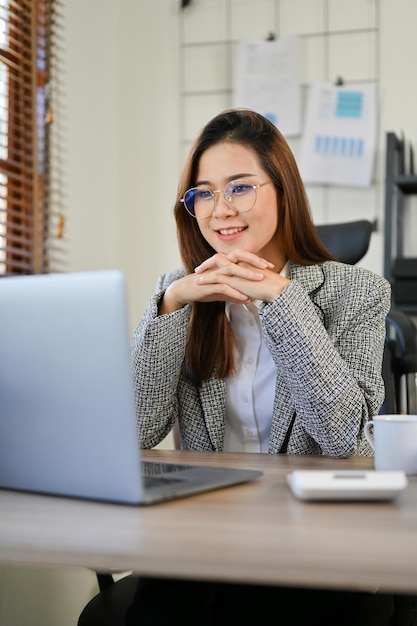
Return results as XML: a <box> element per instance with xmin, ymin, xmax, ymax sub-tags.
<box><xmin>335</xmin><ymin>91</ymin><xmax>363</xmax><ymax>118</ymax></box>
<box><xmin>314</xmin><ymin>135</ymin><xmax>364</xmax><ymax>158</ymax></box>
<box><xmin>313</xmin><ymin>91</ymin><xmax>365</xmax><ymax>158</ymax></box>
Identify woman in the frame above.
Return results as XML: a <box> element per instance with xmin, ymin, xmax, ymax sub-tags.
<box><xmin>128</xmin><ymin>109</ymin><xmax>393</xmax><ymax>625</ymax></box>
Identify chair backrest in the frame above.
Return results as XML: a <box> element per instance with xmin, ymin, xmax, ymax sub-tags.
<box><xmin>382</xmin><ymin>309</ymin><xmax>417</xmax><ymax>415</ymax></box>
<box><xmin>315</xmin><ymin>219</ymin><xmax>374</xmax><ymax>264</ymax></box>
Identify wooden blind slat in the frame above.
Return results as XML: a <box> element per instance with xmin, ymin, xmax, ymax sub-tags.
<box><xmin>0</xmin><ymin>0</ymin><xmax>65</xmax><ymax>275</ymax></box>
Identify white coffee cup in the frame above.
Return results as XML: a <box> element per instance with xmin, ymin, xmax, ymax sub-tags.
<box><xmin>364</xmin><ymin>415</ymin><xmax>417</xmax><ymax>474</ymax></box>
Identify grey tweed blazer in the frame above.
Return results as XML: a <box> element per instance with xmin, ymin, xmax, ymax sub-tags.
<box><xmin>132</xmin><ymin>261</ymin><xmax>391</xmax><ymax>458</ymax></box>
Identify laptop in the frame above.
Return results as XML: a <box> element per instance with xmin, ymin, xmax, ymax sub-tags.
<box><xmin>0</xmin><ymin>270</ymin><xmax>262</xmax><ymax>505</ymax></box>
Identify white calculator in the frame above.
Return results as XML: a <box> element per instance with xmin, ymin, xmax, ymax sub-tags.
<box><xmin>287</xmin><ymin>470</ymin><xmax>408</xmax><ymax>502</ymax></box>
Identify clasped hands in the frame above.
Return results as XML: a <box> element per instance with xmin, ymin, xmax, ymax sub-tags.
<box><xmin>160</xmin><ymin>249</ymin><xmax>290</xmax><ymax>315</ymax></box>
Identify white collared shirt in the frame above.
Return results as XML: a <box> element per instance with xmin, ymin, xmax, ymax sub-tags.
<box><xmin>223</xmin><ymin>263</ymin><xmax>289</xmax><ymax>453</ymax></box>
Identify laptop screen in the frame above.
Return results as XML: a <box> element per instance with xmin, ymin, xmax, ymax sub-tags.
<box><xmin>0</xmin><ymin>270</ymin><xmax>144</xmax><ymax>503</ymax></box>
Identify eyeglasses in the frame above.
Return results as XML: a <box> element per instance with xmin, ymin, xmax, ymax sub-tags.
<box><xmin>180</xmin><ymin>180</ymin><xmax>271</xmax><ymax>219</ymax></box>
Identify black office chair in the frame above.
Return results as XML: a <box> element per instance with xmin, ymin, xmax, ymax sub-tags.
<box><xmin>383</xmin><ymin>309</ymin><xmax>417</xmax><ymax>415</ymax></box>
<box><xmin>78</xmin><ymin>220</ymin><xmax>417</xmax><ymax>626</ymax></box>
<box><xmin>78</xmin><ymin>572</ymin><xmax>139</xmax><ymax>626</ymax></box>
<box><xmin>315</xmin><ymin>219</ymin><xmax>374</xmax><ymax>264</ymax></box>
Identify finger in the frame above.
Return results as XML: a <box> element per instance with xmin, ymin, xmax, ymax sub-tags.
<box><xmin>226</xmin><ymin>248</ymin><xmax>275</xmax><ymax>269</ymax></box>
<box><xmin>194</xmin><ymin>280</ymin><xmax>251</xmax><ymax>303</ymax></box>
<box><xmin>194</xmin><ymin>253</ymin><xmax>228</xmax><ymax>273</ymax></box>
<box><xmin>195</xmin><ymin>266</ymin><xmax>264</xmax><ymax>283</ymax></box>
<box><xmin>195</xmin><ymin>252</ymin><xmax>270</xmax><ymax>277</ymax></box>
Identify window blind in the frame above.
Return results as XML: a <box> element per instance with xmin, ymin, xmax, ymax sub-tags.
<box><xmin>0</xmin><ymin>0</ymin><xmax>65</xmax><ymax>275</ymax></box>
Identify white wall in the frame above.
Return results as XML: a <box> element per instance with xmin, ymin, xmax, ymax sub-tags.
<box><xmin>2</xmin><ymin>1</ymin><xmax>417</xmax><ymax>624</ymax></box>
<box><xmin>64</xmin><ymin>0</ymin><xmax>181</xmax><ymax>330</ymax></box>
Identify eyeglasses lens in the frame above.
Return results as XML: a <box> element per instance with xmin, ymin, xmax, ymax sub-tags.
<box><xmin>183</xmin><ymin>182</ymin><xmax>256</xmax><ymax>218</ymax></box>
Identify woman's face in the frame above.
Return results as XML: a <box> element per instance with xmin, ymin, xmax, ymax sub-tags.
<box><xmin>194</xmin><ymin>141</ymin><xmax>284</xmax><ymax>268</ymax></box>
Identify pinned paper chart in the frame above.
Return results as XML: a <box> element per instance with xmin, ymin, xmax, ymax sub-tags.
<box><xmin>232</xmin><ymin>35</ymin><xmax>301</xmax><ymax>137</ymax></box>
<box><xmin>299</xmin><ymin>82</ymin><xmax>378</xmax><ymax>187</ymax></box>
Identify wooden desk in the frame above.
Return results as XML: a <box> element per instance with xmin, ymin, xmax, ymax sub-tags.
<box><xmin>1</xmin><ymin>450</ymin><xmax>417</xmax><ymax>594</ymax></box>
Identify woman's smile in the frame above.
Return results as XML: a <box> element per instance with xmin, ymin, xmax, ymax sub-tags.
<box><xmin>216</xmin><ymin>225</ymin><xmax>248</xmax><ymax>238</ymax></box>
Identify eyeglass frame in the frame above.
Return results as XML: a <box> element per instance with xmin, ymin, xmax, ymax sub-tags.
<box><xmin>180</xmin><ymin>180</ymin><xmax>271</xmax><ymax>219</ymax></box>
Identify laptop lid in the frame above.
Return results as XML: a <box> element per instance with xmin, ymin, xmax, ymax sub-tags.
<box><xmin>0</xmin><ymin>270</ymin><xmax>262</xmax><ymax>505</ymax></box>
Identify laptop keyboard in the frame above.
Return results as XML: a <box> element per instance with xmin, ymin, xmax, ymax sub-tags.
<box><xmin>141</xmin><ymin>461</ymin><xmax>198</xmax><ymax>476</ymax></box>
<box><xmin>141</xmin><ymin>461</ymin><xmax>199</xmax><ymax>489</ymax></box>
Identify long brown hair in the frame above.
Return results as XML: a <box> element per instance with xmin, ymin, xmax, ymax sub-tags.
<box><xmin>173</xmin><ymin>108</ymin><xmax>335</xmax><ymax>384</ymax></box>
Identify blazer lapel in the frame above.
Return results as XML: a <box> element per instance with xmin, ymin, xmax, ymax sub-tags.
<box><xmin>198</xmin><ymin>377</ymin><xmax>226</xmax><ymax>451</ymax></box>
<box><xmin>268</xmin><ymin>371</ymin><xmax>295</xmax><ymax>453</ymax></box>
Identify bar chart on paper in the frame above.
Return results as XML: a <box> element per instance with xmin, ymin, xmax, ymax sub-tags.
<box><xmin>299</xmin><ymin>83</ymin><xmax>378</xmax><ymax>187</ymax></box>
<box><xmin>314</xmin><ymin>135</ymin><xmax>364</xmax><ymax>158</ymax></box>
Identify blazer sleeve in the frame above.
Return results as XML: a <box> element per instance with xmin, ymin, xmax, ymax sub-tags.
<box><xmin>131</xmin><ymin>270</ymin><xmax>190</xmax><ymax>448</ymax></box>
<box><xmin>259</xmin><ymin>264</ymin><xmax>391</xmax><ymax>458</ymax></box>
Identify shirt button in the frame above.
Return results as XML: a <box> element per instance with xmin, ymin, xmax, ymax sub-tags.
<box><xmin>248</xmin><ymin>319</ymin><xmax>255</xmax><ymax>326</ymax></box>
<box><xmin>247</xmin><ymin>357</ymin><xmax>254</xmax><ymax>364</ymax></box>
<box><xmin>245</xmin><ymin>428</ymin><xmax>255</xmax><ymax>438</ymax></box>
<box><xmin>241</xmin><ymin>394</ymin><xmax>248</xmax><ymax>403</ymax></box>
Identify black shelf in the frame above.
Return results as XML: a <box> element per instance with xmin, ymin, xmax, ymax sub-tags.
<box><xmin>384</xmin><ymin>132</ymin><xmax>417</xmax><ymax>314</ymax></box>
<box><xmin>396</xmin><ymin>175</ymin><xmax>417</xmax><ymax>194</ymax></box>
